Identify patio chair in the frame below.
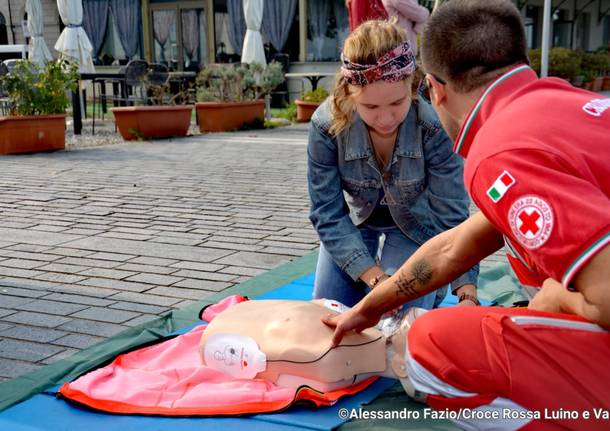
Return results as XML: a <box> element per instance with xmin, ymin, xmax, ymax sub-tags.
<box><xmin>91</xmin><ymin>59</ymin><xmax>149</xmax><ymax>134</ymax></box>
<box><xmin>145</xmin><ymin>63</ymin><xmax>170</xmax><ymax>104</ymax></box>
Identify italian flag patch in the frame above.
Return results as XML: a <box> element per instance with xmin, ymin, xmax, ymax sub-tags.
<box><xmin>487</xmin><ymin>171</ymin><xmax>516</xmax><ymax>203</ymax></box>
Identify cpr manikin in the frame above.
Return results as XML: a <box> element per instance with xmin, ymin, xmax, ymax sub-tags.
<box><xmin>200</xmin><ymin>298</ymin><xmax>426</xmax><ymax>397</ymax></box>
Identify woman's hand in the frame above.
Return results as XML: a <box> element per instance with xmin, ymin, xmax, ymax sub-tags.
<box><xmin>322</xmin><ymin>303</ymin><xmax>381</xmax><ymax>347</ymax></box>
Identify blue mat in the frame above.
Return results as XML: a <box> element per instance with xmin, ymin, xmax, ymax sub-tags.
<box><xmin>0</xmin><ymin>273</ymin><xmax>394</xmax><ymax>431</ymax></box>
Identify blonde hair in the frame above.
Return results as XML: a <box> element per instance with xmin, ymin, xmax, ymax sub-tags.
<box><xmin>329</xmin><ymin>19</ymin><xmax>413</xmax><ymax>136</ymax></box>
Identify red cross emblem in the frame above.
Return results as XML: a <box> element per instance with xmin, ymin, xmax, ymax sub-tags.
<box><xmin>518</xmin><ymin>210</ymin><xmax>540</xmax><ymax>236</ymax></box>
<box><xmin>508</xmin><ymin>196</ymin><xmax>554</xmax><ymax>250</ymax></box>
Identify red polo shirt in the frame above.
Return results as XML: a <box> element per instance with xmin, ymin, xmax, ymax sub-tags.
<box><xmin>456</xmin><ymin>65</ymin><xmax>610</xmax><ymax>288</ymax></box>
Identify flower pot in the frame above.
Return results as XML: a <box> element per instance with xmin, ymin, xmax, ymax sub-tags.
<box><xmin>195</xmin><ymin>100</ymin><xmax>265</xmax><ymax>132</ymax></box>
<box><xmin>295</xmin><ymin>100</ymin><xmax>321</xmax><ymax>123</ymax></box>
<box><xmin>0</xmin><ymin>114</ymin><xmax>65</xmax><ymax>155</ymax></box>
<box><xmin>111</xmin><ymin>105</ymin><xmax>194</xmax><ymax>141</ymax></box>
<box><xmin>591</xmin><ymin>76</ymin><xmax>605</xmax><ymax>92</ymax></box>
<box><xmin>602</xmin><ymin>76</ymin><xmax>610</xmax><ymax>92</ymax></box>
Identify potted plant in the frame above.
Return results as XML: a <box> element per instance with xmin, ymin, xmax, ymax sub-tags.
<box><xmin>581</xmin><ymin>51</ymin><xmax>610</xmax><ymax>92</ymax></box>
<box><xmin>195</xmin><ymin>62</ymin><xmax>284</xmax><ymax>132</ymax></box>
<box><xmin>111</xmin><ymin>67</ymin><xmax>194</xmax><ymax>141</ymax></box>
<box><xmin>0</xmin><ymin>59</ymin><xmax>78</xmax><ymax>155</ymax></box>
<box><xmin>295</xmin><ymin>87</ymin><xmax>329</xmax><ymax>122</ymax></box>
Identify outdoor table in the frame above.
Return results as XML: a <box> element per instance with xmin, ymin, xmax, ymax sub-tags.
<box><xmin>285</xmin><ymin>72</ymin><xmax>336</xmax><ymax>91</ymax></box>
<box><xmin>72</xmin><ymin>71</ymin><xmax>197</xmax><ymax>135</ymax></box>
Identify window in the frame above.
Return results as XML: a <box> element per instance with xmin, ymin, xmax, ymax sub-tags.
<box><xmin>0</xmin><ymin>13</ymin><xmax>8</xmax><ymax>45</ymax></box>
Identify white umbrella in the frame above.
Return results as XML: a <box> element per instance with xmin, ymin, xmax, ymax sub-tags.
<box><xmin>241</xmin><ymin>0</ymin><xmax>266</xmax><ymax>65</ymax></box>
<box><xmin>26</xmin><ymin>0</ymin><xmax>53</xmax><ymax>67</ymax></box>
<box><xmin>54</xmin><ymin>0</ymin><xmax>95</xmax><ymax>73</ymax></box>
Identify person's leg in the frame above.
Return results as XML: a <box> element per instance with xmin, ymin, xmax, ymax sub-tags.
<box><xmin>406</xmin><ymin>307</ymin><xmax>610</xmax><ymax>430</ymax></box>
<box><xmin>313</xmin><ymin>228</ymin><xmax>380</xmax><ymax>307</ymax></box>
<box><xmin>379</xmin><ymin>228</ymin><xmax>446</xmax><ymax>310</ymax></box>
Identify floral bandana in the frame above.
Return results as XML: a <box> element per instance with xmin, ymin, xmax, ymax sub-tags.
<box><xmin>340</xmin><ymin>41</ymin><xmax>416</xmax><ymax>86</ymax></box>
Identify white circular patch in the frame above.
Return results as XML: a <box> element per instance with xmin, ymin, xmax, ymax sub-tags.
<box><xmin>508</xmin><ymin>196</ymin><xmax>554</xmax><ymax>250</ymax></box>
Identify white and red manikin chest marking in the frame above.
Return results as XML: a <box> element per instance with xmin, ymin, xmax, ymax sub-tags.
<box><xmin>508</xmin><ymin>196</ymin><xmax>554</xmax><ymax>249</ymax></box>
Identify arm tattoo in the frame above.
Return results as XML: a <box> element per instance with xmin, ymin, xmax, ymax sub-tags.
<box><xmin>395</xmin><ymin>259</ymin><xmax>433</xmax><ymax>298</ymax></box>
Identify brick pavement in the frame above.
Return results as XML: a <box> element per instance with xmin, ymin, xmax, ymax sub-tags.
<box><xmin>0</xmin><ymin>123</ymin><xmax>507</xmax><ymax>382</ymax></box>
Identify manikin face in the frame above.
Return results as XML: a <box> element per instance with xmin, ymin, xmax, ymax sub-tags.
<box><xmin>352</xmin><ymin>80</ymin><xmax>412</xmax><ymax>137</ymax></box>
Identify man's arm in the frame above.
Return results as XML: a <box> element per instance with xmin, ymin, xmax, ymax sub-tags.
<box><xmin>530</xmin><ymin>246</ymin><xmax>610</xmax><ymax>327</ymax></box>
<box><xmin>324</xmin><ymin>212</ymin><xmax>504</xmax><ymax>346</ymax></box>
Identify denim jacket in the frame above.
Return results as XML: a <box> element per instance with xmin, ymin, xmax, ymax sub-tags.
<box><xmin>307</xmin><ymin>98</ymin><xmax>478</xmax><ymax>291</ymax></box>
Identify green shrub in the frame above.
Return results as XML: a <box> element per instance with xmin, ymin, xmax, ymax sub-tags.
<box><xmin>196</xmin><ymin>62</ymin><xmax>284</xmax><ymax>103</ymax></box>
<box><xmin>276</xmin><ymin>102</ymin><xmax>297</xmax><ymax>122</ymax></box>
<box><xmin>302</xmin><ymin>87</ymin><xmax>329</xmax><ymax>103</ymax></box>
<box><xmin>528</xmin><ymin>47</ymin><xmax>581</xmax><ymax>81</ymax></box>
<box><xmin>0</xmin><ymin>59</ymin><xmax>79</xmax><ymax>116</ymax></box>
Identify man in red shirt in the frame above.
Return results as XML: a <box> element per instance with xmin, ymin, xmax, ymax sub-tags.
<box><xmin>325</xmin><ymin>0</ymin><xmax>610</xmax><ymax>429</ymax></box>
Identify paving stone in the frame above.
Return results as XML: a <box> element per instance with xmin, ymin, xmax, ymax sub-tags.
<box><xmin>261</xmin><ymin>246</ymin><xmax>310</xmax><ymax>257</ymax></box>
<box><xmin>77</xmin><ymin>278</ymin><xmax>153</xmax><ymax>293</ymax></box>
<box><xmin>147</xmin><ymin>236</ymin><xmax>203</xmax><ymax>246</ymax></box>
<box><xmin>0</xmin><ymin>278</ymin><xmax>62</xmax><ymax>291</ymax></box>
<box><xmin>124</xmin><ymin>273</ymin><xmax>183</xmax><ymax>286</ymax></box>
<box><xmin>41</xmin><ymin>348</ymin><xmax>79</xmax><ymax>365</ymax></box>
<box><xmin>0</xmin><ymin>295</ymin><xmax>33</xmax><ymax>309</ymax></box>
<box><xmin>54</xmin><ymin>334</ymin><xmax>106</xmax><ymax>349</ymax></box>
<box><xmin>115</xmin><ymin>263</ymin><xmax>179</xmax><ymax>275</ymax></box>
<box><xmin>47</xmin><ymin>247</ymin><xmax>97</xmax><ymax>258</ymax></box>
<box><xmin>107</xmin><ymin>292</ymin><xmax>182</xmax><ymax>307</ymax></box>
<box><xmin>48</xmin><ymin>284</ymin><xmax>119</xmax><ymax>298</ymax></box>
<box><xmin>0</xmin><ymin>259</ymin><xmax>48</xmax><ymax>270</ymax></box>
<box><xmin>221</xmin><ymin>266</ymin><xmax>267</xmax><ymax>277</ymax></box>
<box><xmin>0</xmin><ymin>322</ymin><xmax>14</xmax><ymax>331</ymax></box>
<box><xmin>56</xmin><ymin>257</ymin><xmax>121</xmax><ymax>269</ymax></box>
<box><xmin>172</xmin><ymin>279</ymin><xmax>232</xmax><ymax>292</ymax></box>
<box><xmin>60</xmin><ymin>237</ymin><xmax>232</xmax><ymax>262</ymax></box>
<box><xmin>43</xmin><ymin>293</ymin><xmax>114</xmax><ymax>307</ymax></box>
<box><xmin>100</xmin><ymin>232</ymin><xmax>155</xmax><ymax>241</ymax></box>
<box><xmin>123</xmin><ymin>314</ymin><xmax>159</xmax><ymax>327</ymax></box>
<box><xmin>0</xmin><ymin>267</ymin><xmax>44</xmax><ymax>279</ymax></box>
<box><xmin>0</xmin><ymin>326</ymin><xmax>67</xmax><ymax>343</ymax></box>
<box><xmin>2</xmin><ymin>311</ymin><xmax>72</xmax><ymax>328</ymax></box>
<box><xmin>38</xmin><ymin>263</ymin><xmax>90</xmax><ymax>274</ymax></box>
<box><xmin>109</xmin><ymin>301</ymin><xmax>169</xmax><ymax>315</ymax></box>
<box><xmin>200</xmin><ymin>241</ymin><xmax>264</xmax><ymax>252</ymax></box>
<box><xmin>0</xmin><ymin>228</ymin><xmax>81</xmax><ymax>247</ymax></box>
<box><xmin>58</xmin><ymin>319</ymin><xmax>126</xmax><ymax>337</ymax></box>
<box><xmin>88</xmin><ymin>252</ymin><xmax>137</xmax><ymax>262</ymax></box>
<box><xmin>214</xmin><ymin>251</ymin><xmax>293</xmax><ymax>269</ymax></box>
<box><xmin>128</xmin><ymin>256</ymin><xmax>180</xmax><ymax>266</ymax></box>
<box><xmin>5</xmin><ymin>244</ymin><xmax>53</xmax><ymax>253</ymax></box>
<box><xmin>146</xmin><ymin>286</ymin><xmax>216</xmax><ymax>301</ymax></box>
<box><xmin>0</xmin><ymin>251</ymin><xmax>62</xmax><ymax>262</ymax></box>
<box><xmin>0</xmin><ymin>339</ymin><xmax>64</xmax><ymax>361</ymax></box>
<box><xmin>169</xmin><ymin>261</ymin><xmax>225</xmax><ymax>272</ymax></box>
<box><xmin>0</xmin><ymin>286</ymin><xmax>49</xmax><ymax>299</ymax></box>
<box><xmin>70</xmin><ymin>307</ymin><xmax>140</xmax><ymax>323</ymax></box>
<box><xmin>30</xmin><ymin>225</ymin><xmax>71</xmax><ymax>233</ymax></box>
<box><xmin>14</xmin><ymin>299</ymin><xmax>87</xmax><ymax>316</ymax></box>
<box><xmin>0</xmin><ymin>358</ymin><xmax>42</xmax><ymax>378</ymax></box>
<box><xmin>171</xmin><ymin>270</ymin><xmax>236</xmax><ymax>282</ymax></box>
<box><xmin>34</xmin><ymin>272</ymin><xmax>87</xmax><ymax>284</ymax></box>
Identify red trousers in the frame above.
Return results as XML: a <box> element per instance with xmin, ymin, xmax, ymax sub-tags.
<box><xmin>408</xmin><ymin>307</ymin><xmax>610</xmax><ymax>430</ymax></box>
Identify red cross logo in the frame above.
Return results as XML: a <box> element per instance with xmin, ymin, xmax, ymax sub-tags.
<box><xmin>508</xmin><ymin>196</ymin><xmax>554</xmax><ymax>250</ymax></box>
<box><xmin>518</xmin><ymin>210</ymin><xmax>540</xmax><ymax>236</ymax></box>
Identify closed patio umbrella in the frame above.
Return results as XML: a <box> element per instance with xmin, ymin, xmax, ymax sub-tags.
<box><xmin>241</xmin><ymin>0</ymin><xmax>266</xmax><ymax>65</ymax></box>
<box><xmin>26</xmin><ymin>0</ymin><xmax>53</xmax><ymax>67</ymax></box>
<box><xmin>54</xmin><ymin>0</ymin><xmax>95</xmax><ymax>73</ymax></box>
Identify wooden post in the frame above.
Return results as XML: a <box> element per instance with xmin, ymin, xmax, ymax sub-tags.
<box><xmin>299</xmin><ymin>0</ymin><xmax>307</xmax><ymax>63</ymax></box>
<box><xmin>142</xmin><ymin>0</ymin><xmax>152</xmax><ymax>62</ymax></box>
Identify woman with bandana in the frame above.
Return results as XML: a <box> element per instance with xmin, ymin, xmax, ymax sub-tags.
<box><xmin>307</xmin><ymin>19</ymin><xmax>479</xmax><ymax>309</ymax></box>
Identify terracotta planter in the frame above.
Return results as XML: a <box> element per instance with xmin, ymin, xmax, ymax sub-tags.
<box><xmin>111</xmin><ymin>105</ymin><xmax>193</xmax><ymax>141</ymax></box>
<box><xmin>196</xmin><ymin>100</ymin><xmax>265</xmax><ymax>132</ymax></box>
<box><xmin>591</xmin><ymin>76</ymin><xmax>605</xmax><ymax>92</ymax></box>
<box><xmin>295</xmin><ymin>100</ymin><xmax>321</xmax><ymax>123</ymax></box>
<box><xmin>602</xmin><ymin>76</ymin><xmax>610</xmax><ymax>92</ymax></box>
<box><xmin>0</xmin><ymin>114</ymin><xmax>65</xmax><ymax>155</ymax></box>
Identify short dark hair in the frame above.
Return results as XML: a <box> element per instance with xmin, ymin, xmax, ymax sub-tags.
<box><xmin>421</xmin><ymin>0</ymin><xmax>529</xmax><ymax>92</ymax></box>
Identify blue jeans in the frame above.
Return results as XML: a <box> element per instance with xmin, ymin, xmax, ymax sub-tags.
<box><xmin>313</xmin><ymin>225</ymin><xmax>447</xmax><ymax>309</ymax></box>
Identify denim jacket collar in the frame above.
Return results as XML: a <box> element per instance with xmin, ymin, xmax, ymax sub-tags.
<box><xmin>341</xmin><ymin>104</ymin><xmax>422</xmax><ymax>162</ymax></box>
